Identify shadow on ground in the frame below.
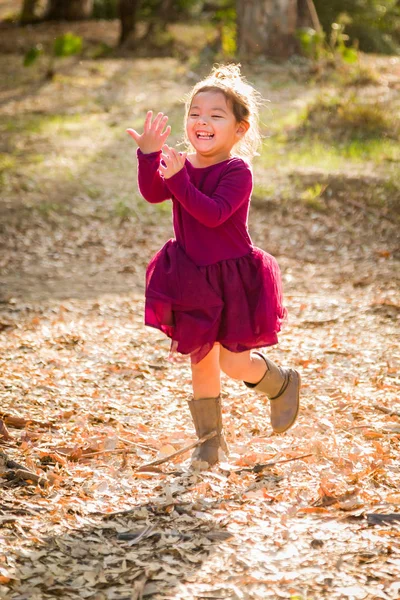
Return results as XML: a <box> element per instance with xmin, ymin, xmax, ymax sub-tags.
<box><xmin>2</xmin><ymin>486</ymin><xmax>236</xmax><ymax>600</ymax></box>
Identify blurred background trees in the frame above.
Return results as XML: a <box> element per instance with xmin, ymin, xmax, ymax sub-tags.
<box><xmin>14</xmin><ymin>0</ymin><xmax>400</xmax><ymax>57</ymax></box>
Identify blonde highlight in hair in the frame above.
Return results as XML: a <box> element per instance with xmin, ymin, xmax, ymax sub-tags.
<box><xmin>184</xmin><ymin>64</ymin><xmax>263</xmax><ymax>162</ymax></box>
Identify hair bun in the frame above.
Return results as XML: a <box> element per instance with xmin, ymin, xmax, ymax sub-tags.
<box><xmin>212</xmin><ymin>63</ymin><xmax>242</xmax><ymax>81</ymax></box>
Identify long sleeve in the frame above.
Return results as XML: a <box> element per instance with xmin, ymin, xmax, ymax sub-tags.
<box><xmin>164</xmin><ymin>160</ymin><xmax>252</xmax><ymax>228</ymax></box>
<box><xmin>137</xmin><ymin>149</ymin><xmax>171</xmax><ymax>204</ymax></box>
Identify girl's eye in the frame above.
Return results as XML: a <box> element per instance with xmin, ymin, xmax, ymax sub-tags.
<box><xmin>189</xmin><ymin>113</ymin><xmax>199</xmax><ymax>117</ymax></box>
<box><xmin>212</xmin><ymin>115</ymin><xmax>223</xmax><ymax>119</ymax></box>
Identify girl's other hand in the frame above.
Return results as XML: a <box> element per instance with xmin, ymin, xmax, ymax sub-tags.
<box><xmin>159</xmin><ymin>145</ymin><xmax>187</xmax><ymax>179</ymax></box>
<box><xmin>126</xmin><ymin>111</ymin><xmax>171</xmax><ymax>154</ymax></box>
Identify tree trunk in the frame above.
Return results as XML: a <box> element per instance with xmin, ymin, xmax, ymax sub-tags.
<box><xmin>236</xmin><ymin>0</ymin><xmax>316</xmax><ymax>58</ymax></box>
<box><xmin>119</xmin><ymin>0</ymin><xmax>141</xmax><ymax>45</ymax></box>
<box><xmin>20</xmin><ymin>0</ymin><xmax>40</xmax><ymax>23</ymax></box>
<box><xmin>46</xmin><ymin>0</ymin><xmax>93</xmax><ymax>20</ymax></box>
<box><xmin>297</xmin><ymin>0</ymin><xmax>322</xmax><ymax>32</ymax></box>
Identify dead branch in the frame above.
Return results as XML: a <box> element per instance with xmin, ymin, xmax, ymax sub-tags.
<box><xmin>80</xmin><ymin>431</ymin><xmax>218</xmax><ymax>469</ymax></box>
<box><xmin>0</xmin><ymin>451</ymin><xmax>48</xmax><ymax>487</ymax></box>
<box><xmin>14</xmin><ymin>469</ymin><xmax>48</xmax><ymax>487</ymax></box>
<box><xmin>234</xmin><ymin>453</ymin><xmax>313</xmax><ymax>474</ymax></box>
<box><xmin>373</xmin><ymin>404</ymin><xmax>400</xmax><ymax>418</ymax></box>
<box><xmin>0</xmin><ymin>451</ymin><xmax>27</xmax><ymax>471</ymax></box>
<box><xmin>133</xmin><ymin>431</ymin><xmax>218</xmax><ymax>471</ymax></box>
<box><xmin>305</xmin><ymin>0</ymin><xmax>323</xmax><ymax>34</ymax></box>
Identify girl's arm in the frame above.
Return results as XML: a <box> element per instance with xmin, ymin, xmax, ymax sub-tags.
<box><xmin>137</xmin><ymin>150</ymin><xmax>171</xmax><ymax>204</ymax></box>
<box><xmin>164</xmin><ymin>160</ymin><xmax>252</xmax><ymax>227</ymax></box>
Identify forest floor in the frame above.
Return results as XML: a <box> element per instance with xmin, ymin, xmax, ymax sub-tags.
<box><xmin>0</xmin><ymin>18</ymin><xmax>400</xmax><ymax>600</ymax></box>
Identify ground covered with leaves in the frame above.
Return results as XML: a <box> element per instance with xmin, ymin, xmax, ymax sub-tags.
<box><xmin>1</xmin><ymin>19</ymin><xmax>400</xmax><ymax>600</ymax></box>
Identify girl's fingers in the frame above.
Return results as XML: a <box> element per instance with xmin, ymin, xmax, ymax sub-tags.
<box><xmin>166</xmin><ymin>146</ymin><xmax>177</xmax><ymax>161</ymax></box>
<box><xmin>152</xmin><ymin>112</ymin><xmax>164</xmax><ymax>131</ymax></box>
<box><xmin>178</xmin><ymin>151</ymin><xmax>187</xmax><ymax>165</ymax></box>
<box><xmin>161</xmin><ymin>125</ymin><xmax>171</xmax><ymax>142</ymax></box>
<box><xmin>159</xmin><ymin>145</ymin><xmax>185</xmax><ymax>179</ymax></box>
<box><xmin>156</xmin><ymin>115</ymin><xmax>168</xmax><ymax>133</ymax></box>
<box><xmin>169</xmin><ymin>147</ymin><xmax>183</xmax><ymax>165</ymax></box>
<box><xmin>143</xmin><ymin>111</ymin><xmax>153</xmax><ymax>133</ymax></box>
<box><xmin>163</xmin><ymin>146</ymin><xmax>175</xmax><ymax>164</ymax></box>
<box><xmin>160</xmin><ymin>150</ymin><xmax>170</xmax><ymax>165</ymax></box>
<box><xmin>126</xmin><ymin>129</ymin><xmax>140</xmax><ymax>142</ymax></box>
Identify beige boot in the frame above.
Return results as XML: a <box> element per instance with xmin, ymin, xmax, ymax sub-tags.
<box><xmin>244</xmin><ymin>352</ymin><xmax>300</xmax><ymax>433</ymax></box>
<box><xmin>188</xmin><ymin>396</ymin><xmax>229</xmax><ymax>467</ymax></box>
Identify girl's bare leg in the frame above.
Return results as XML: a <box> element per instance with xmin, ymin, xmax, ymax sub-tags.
<box><xmin>219</xmin><ymin>347</ymin><xmax>266</xmax><ymax>383</ymax></box>
<box><xmin>219</xmin><ymin>346</ymin><xmax>300</xmax><ymax>434</ymax></box>
<box><xmin>191</xmin><ymin>344</ymin><xmax>221</xmax><ymax>399</ymax></box>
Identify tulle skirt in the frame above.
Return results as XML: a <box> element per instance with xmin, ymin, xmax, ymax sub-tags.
<box><xmin>145</xmin><ymin>239</ymin><xmax>287</xmax><ymax>364</ymax></box>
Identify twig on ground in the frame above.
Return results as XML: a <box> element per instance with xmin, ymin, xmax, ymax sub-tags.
<box><xmin>118</xmin><ymin>436</ymin><xmax>158</xmax><ymax>452</ymax></box>
<box><xmin>80</xmin><ymin>431</ymin><xmax>217</xmax><ymax>469</ymax></box>
<box><xmin>14</xmin><ymin>469</ymin><xmax>48</xmax><ymax>487</ymax></box>
<box><xmin>133</xmin><ymin>431</ymin><xmax>217</xmax><ymax>471</ymax></box>
<box><xmin>373</xmin><ymin>404</ymin><xmax>400</xmax><ymax>418</ymax></box>
<box><xmin>0</xmin><ymin>451</ymin><xmax>28</xmax><ymax>471</ymax></box>
<box><xmin>0</xmin><ymin>451</ymin><xmax>48</xmax><ymax>487</ymax></box>
<box><xmin>234</xmin><ymin>453</ymin><xmax>313</xmax><ymax>474</ymax></box>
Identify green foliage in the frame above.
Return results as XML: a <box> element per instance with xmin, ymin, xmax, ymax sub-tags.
<box><xmin>0</xmin><ymin>153</ymin><xmax>17</xmax><ymax>172</ymax></box>
<box><xmin>213</xmin><ymin>4</ymin><xmax>236</xmax><ymax>57</ymax></box>
<box><xmin>53</xmin><ymin>33</ymin><xmax>83</xmax><ymax>57</ymax></box>
<box><xmin>113</xmin><ymin>199</ymin><xmax>137</xmax><ymax>220</ymax></box>
<box><xmin>302</xmin><ymin>92</ymin><xmax>397</xmax><ymax>141</ymax></box>
<box><xmin>296</xmin><ymin>28</ymin><xmax>326</xmax><ymax>60</ymax></box>
<box><xmin>296</xmin><ymin>16</ymin><xmax>359</xmax><ymax>64</ymax></box>
<box><xmin>36</xmin><ymin>201</ymin><xmax>65</xmax><ymax>217</ymax></box>
<box><xmin>24</xmin><ymin>33</ymin><xmax>83</xmax><ymax>76</ymax></box>
<box><xmin>90</xmin><ymin>0</ymin><xmax>204</xmax><ymax>20</ymax></box>
<box><xmin>342</xmin><ymin>64</ymin><xmax>382</xmax><ymax>86</ymax></box>
<box><xmin>92</xmin><ymin>0</ymin><xmax>118</xmax><ymax>19</ymax></box>
<box><xmin>300</xmin><ymin>183</ymin><xmax>327</xmax><ymax>211</ymax></box>
<box><xmin>314</xmin><ymin>0</ymin><xmax>400</xmax><ymax>54</ymax></box>
<box><xmin>23</xmin><ymin>44</ymin><xmax>43</xmax><ymax>67</ymax></box>
<box><xmin>330</xmin><ymin>19</ymin><xmax>358</xmax><ymax>63</ymax></box>
<box><xmin>138</xmin><ymin>0</ymin><xmax>201</xmax><ymax>21</ymax></box>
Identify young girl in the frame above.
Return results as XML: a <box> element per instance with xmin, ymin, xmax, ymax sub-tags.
<box><xmin>127</xmin><ymin>64</ymin><xmax>300</xmax><ymax>468</ymax></box>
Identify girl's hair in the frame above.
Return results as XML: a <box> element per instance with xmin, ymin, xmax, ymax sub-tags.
<box><xmin>184</xmin><ymin>64</ymin><xmax>263</xmax><ymax>161</ymax></box>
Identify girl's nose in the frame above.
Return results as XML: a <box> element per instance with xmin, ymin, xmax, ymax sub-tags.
<box><xmin>197</xmin><ymin>115</ymin><xmax>208</xmax><ymax>125</ymax></box>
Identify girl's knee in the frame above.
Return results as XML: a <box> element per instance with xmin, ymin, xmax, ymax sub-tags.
<box><xmin>219</xmin><ymin>350</ymin><xmax>249</xmax><ymax>380</ymax></box>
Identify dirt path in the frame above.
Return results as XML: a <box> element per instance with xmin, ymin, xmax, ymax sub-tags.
<box><xmin>1</xmin><ymin>32</ymin><xmax>400</xmax><ymax>599</ymax></box>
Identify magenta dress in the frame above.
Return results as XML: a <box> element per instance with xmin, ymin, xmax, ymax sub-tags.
<box><xmin>137</xmin><ymin>149</ymin><xmax>287</xmax><ymax>363</ymax></box>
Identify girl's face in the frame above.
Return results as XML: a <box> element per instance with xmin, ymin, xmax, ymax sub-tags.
<box><xmin>186</xmin><ymin>91</ymin><xmax>248</xmax><ymax>165</ymax></box>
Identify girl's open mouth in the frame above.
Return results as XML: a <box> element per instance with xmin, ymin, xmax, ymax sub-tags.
<box><xmin>196</xmin><ymin>132</ymin><xmax>214</xmax><ymax>139</ymax></box>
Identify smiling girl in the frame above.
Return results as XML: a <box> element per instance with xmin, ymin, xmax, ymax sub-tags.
<box><xmin>127</xmin><ymin>64</ymin><xmax>300</xmax><ymax>468</ymax></box>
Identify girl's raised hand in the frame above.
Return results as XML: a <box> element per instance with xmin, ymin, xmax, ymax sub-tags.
<box><xmin>159</xmin><ymin>145</ymin><xmax>187</xmax><ymax>179</ymax></box>
<box><xmin>127</xmin><ymin>111</ymin><xmax>171</xmax><ymax>154</ymax></box>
